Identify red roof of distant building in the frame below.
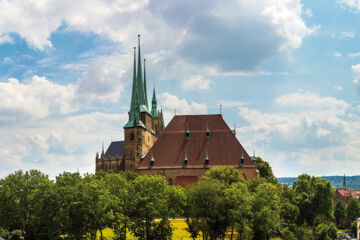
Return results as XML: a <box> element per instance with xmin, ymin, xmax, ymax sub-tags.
<box><xmin>137</xmin><ymin>114</ymin><xmax>257</xmax><ymax>169</ymax></box>
<box><xmin>337</xmin><ymin>189</ymin><xmax>360</xmax><ymax>198</ymax></box>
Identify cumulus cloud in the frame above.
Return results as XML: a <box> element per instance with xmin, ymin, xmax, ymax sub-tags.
<box><xmin>0</xmin><ymin>111</ymin><xmax>128</xmax><ymax>178</ymax></box>
<box><xmin>0</xmin><ymin>76</ymin><xmax>76</xmax><ymax>122</ymax></box>
<box><xmin>334</xmin><ymin>52</ymin><xmax>342</xmax><ymax>57</ymax></box>
<box><xmin>161</xmin><ymin>92</ymin><xmax>207</xmax><ymax>123</ymax></box>
<box><xmin>0</xmin><ymin>0</ymin><xmax>314</xmax><ymax>73</ymax></box>
<box><xmin>237</xmin><ymin>92</ymin><xmax>357</xmax><ymax>176</ymax></box>
<box><xmin>351</xmin><ymin>63</ymin><xmax>360</xmax><ymax>86</ymax></box>
<box><xmin>181</xmin><ymin>75</ymin><xmax>213</xmax><ymax>91</ymax></box>
<box><xmin>338</xmin><ymin>0</ymin><xmax>360</xmax><ymax>12</ymax></box>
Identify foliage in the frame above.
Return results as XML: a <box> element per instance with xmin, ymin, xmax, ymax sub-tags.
<box><xmin>314</xmin><ymin>222</ymin><xmax>337</xmax><ymax>240</ymax></box>
<box><xmin>204</xmin><ymin>166</ymin><xmax>245</xmax><ymax>186</ymax></box>
<box><xmin>346</xmin><ymin>198</ymin><xmax>360</xmax><ymax>228</ymax></box>
<box><xmin>334</xmin><ymin>201</ymin><xmax>346</xmax><ymax>229</ymax></box>
<box><xmin>255</xmin><ymin>157</ymin><xmax>278</xmax><ymax>184</ymax></box>
<box><xmin>293</xmin><ymin>174</ymin><xmax>334</xmax><ymax>226</ymax></box>
<box><xmin>252</xmin><ymin>182</ymin><xmax>281</xmax><ymax>240</ymax></box>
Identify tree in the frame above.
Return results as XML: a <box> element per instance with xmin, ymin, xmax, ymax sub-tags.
<box><xmin>293</xmin><ymin>174</ymin><xmax>334</xmax><ymax>226</ymax></box>
<box><xmin>103</xmin><ymin>173</ymin><xmax>132</xmax><ymax>240</ymax></box>
<box><xmin>185</xmin><ymin>178</ymin><xmax>229</xmax><ymax>240</ymax></box>
<box><xmin>334</xmin><ymin>201</ymin><xmax>346</xmax><ymax>229</ymax></box>
<box><xmin>252</xmin><ymin>182</ymin><xmax>281</xmax><ymax>240</ymax></box>
<box><xmin>224</xmin><ymin>182</ymin><xmax>253</xmax><ymax>240</ymax></box>
<box><xmin>314</xmin><ymin>222</ymin><xmax>337</xmax><ymax>240</ymax></box>
<box><xmin>255</xmin><ymin>157</ymin><xmax>277</xmax><ymax>184</ymax></box>
<box><xmin>0</xmin><ymin>170</ymin><xmax>60</xmax><ymax>240</ymax></box>
<box><xmin>128</xmin><ymin>175</ymin><xmax>186</xmax><ymax>240</ymax></box>
<box><xmin>346</xmin><ymin>198</ymin><xmax>360</xmax><ymax>228</ymax></box>
<box><xmin>204</xmin><ymin>166</ymin><xmax>245</xmax><ymax>186</ymax></box>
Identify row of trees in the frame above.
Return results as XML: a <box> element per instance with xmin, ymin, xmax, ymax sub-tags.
<box><xmin>0</xmin><ymin>158</ymin><xmax>344</xmax><ymax>240</ymax></box>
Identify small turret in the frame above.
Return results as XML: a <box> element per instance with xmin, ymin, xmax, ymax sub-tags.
<box><xmin>151</xmin><ymin>88</ymin><xmax>158</xmax><ymax>117</ymax></box>
<box><xmin>186</xmin><ymin>123</ymin><xmax>190</xmax><ymax>139</ymax></box>
<box><xmin>240</xmin><ymin>151</ymin><xmax>244</xmax><ymax>165</ymax></box>
<box><xmin>184</xmin><ymin>150</ymin><xmax>188</xmax><ymax>166</ymax></box>
<box><xmin>206</xmin><ymin>122</ymin><xmax>210</xmax><ymax>139</ymax></box>
<box><xmin>205</xmin><ymin>148</ymin><xmax>209</xmax><ymax>165</ymax></box>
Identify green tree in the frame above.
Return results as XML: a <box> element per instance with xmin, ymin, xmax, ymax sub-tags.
<box><xmin>0</xmin><ymin>170</ymin><xmax>60</xmax><ymax>240</ymax></box>
<box><xmin>103</xmin><ymin>173</ymin><xmax>132</xmax><ymax>240</ymax></box>
<box><xmin>255</xmin><ymin>157</ymin><xmax>277</xmax><ymax>184</ymax></box>
<box><xmin>204</xmin><ymin>166</ymin><xmax>245</xmax><ymax>186</ymax></box>
<box><xmin>314</xmin><ymin>222</ymin><xmax>337</xmax><ymax>240</ymax></box>
<box><xmin>334</xmin><ymin>201</ymin><xmax>346</xmax><ymax>228</ymax></box>
<box><xmin>185</xmin><ymin>178</ymin><xmax>229</xmax><ymax>240</ymax></box>
<box><xmin>128</xmin><ymin>175</ymin><xmax>185</xmax><ymax>240</ymax></box>
<box><xmin>346</xmin><ymin>198</ymin><xmax>360</xmax><ymax>228</ymax></box>
<box><xmin>224</xmin><ymin>182</ymin><xmax>253</xmax><ymax>240</ymax></box>
<box><xmin>293</xmin><ymin>174</ymin><xmax>334</xmax><ymax>226</ymax></box>
<box><xmin>252</xmin><ymin>182</ymin><xmax>281</xmax><ymax>240</ymax></box>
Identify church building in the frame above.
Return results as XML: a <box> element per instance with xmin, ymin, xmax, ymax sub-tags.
<box><xmin>95</xmin><ymin>35</ymin><xmax>259</xmax><ymax>186</ymax></box>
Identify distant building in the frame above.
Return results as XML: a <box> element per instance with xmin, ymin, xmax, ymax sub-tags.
<box><xmin>334</xmin><ymin>174</ymin><xmax>360</xmax><ymax>205</ymax></box>
<box><xmin>95</xmin><ymin>35</ymin><xmax>259</xmax><ymax>186</ymax></box>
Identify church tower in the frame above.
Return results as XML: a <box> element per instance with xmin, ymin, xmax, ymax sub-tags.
<box><xmin>123</xmin><ymin>35</ymin><xmax>164</xmax><ymax>171</ymax></box>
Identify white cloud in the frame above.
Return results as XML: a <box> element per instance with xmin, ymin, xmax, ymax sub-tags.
<box><xmin>0</xmin><ymin>76</ymin><xmax>76</xmax><ymax>121</ymax></box>
<box><xmin>351</xmin><ymin>63</ymin><xmax>360</xmax><ymax>85</ymax></box>
<box><xmin>338</xmin><ymin>0</ymin><xmax>360</xmax><ymax>12</ymax></box>
<box><xmin>182</xmin><ymin>75</ymin><xmax>213</xmax><ymax>91</ymax></box>
<box><xmin>0</xmin><ymin>33</ymin><xmax>13</xmax><ymax>44</ymax></box>
<box><xmin>0</xmin><ymin>0</ymin><xmax>314</xmax><ymax>74</ymax></box>
<box><xmin>304</xmin><ymin>8</ymin><xmax>313</xmax><ymax>17</ymax></box>
<box><xmin>0</xmin><ymin>111</ymin><xmax>128</xmax><ymax>178</ymax></box>
<box><xmin>237</xmin><ymin>92</ymin><xmax>356</xmax><ymax>176</ymax></box>
<box><xmin>334</xmin><ymin>85</ymin><xmax>344</xmax><ymax>91</ymax></box>
<box><xmin>161</xmin><ymin>92</ymin><xmax>207</xmax><ymax>115</ymax></box>
<box><xmin>349</xmin><ymin>52</ymin><xmax>360</xmax><ymax>57</ymax></box>
<box><xmin>342</xmin><ymin>31</ymin><xmax>355</xmax><ymax>38</ymax></box>
<box><xmin>335</xmin><ymin>52</ymin><xmax>342</xmax><ymax>57</ymax></box>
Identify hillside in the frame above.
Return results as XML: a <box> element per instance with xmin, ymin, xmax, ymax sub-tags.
<box><xmin>278</xmin><ymin>175</ymin><xmax>360</xmax><ymax>189</ymax></box>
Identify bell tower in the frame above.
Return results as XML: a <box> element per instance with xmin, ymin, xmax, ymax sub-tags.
<box><xmin>123</xmin><ymin>35</ymin><xmax>163</xmax><ymax>171</ymax></box>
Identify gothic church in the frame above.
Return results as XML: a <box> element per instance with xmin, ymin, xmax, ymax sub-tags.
<box><xmin>95</xmin><ymin>35</ymin><xmax>258</xmax><ymax>186</ymax></box>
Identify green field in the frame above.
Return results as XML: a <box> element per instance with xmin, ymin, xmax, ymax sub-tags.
<box><xmin>96</xmin><ymin>218</ymin><xmax>237</xmax><ymax>239</ymax></box>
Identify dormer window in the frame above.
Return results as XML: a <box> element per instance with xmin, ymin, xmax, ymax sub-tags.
<box><xmin>150</xmin><ymin>153</ymin><xmax>154</xmax><ymax>167</ymax></box>
<box><xmin>186</xmin><ymin>123</ymin><xmax>190</xmax><ymax>139</ymax></box>
<box><xmin>206</xmin><ymin>122</ymin><xmax>210</xmax><ymax>139</ymax></box>
<box><xmin>184</xmin><ymin>150</ymin><xmax>188</xmax><ymax>166</ymax></box>
<box><xmin>205</xmin><ymin>148</ymin><xmax>209</xmax><ymax>165</ymax></box>
<box><xmin>240</xmin><ymin>151</ymin><xmax>244</xmax><ymax>165</ymax></box>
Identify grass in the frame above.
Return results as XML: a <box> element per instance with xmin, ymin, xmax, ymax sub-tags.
<box><xmin>95</xmin><ymin>218</ymin><xmax>239</xmax><ymax>239</ymax></box>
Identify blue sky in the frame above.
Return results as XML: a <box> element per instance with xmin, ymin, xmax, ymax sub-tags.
<box><xmin>1</xmin><ymin>0</ymin><xmax>360</xmax><ymax>178</ymax></box>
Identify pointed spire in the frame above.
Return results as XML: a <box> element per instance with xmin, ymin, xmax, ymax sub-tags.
<box><xmin>232</xmin><ymin>124</ymin><xmax>236</xmax><ymax>136</ymax></box>
<box><xmin>151</xmin><ymin>87</ymin><xmax>158</xmax><ymax>117</ymax></box>
<box><xmin>240</xmin><ymin>151</ymin><xmax>244</xmax><ymax>165</ymax></box>
<box><xmin>137</xmin><ymin>34</ymin><xmax>145</xmax><ymax>106</ymax></box>
<box><xmin>186</xmin><ymin>123</ymin><xmax>190</xmax><ymax>139</ymax></box>
<box><xmin>128</xmin><ymin>47</ymin><xmax>137</xmax><ymax>121</ymax></box>
<box><xmin>101</xmin><ymin>142</ymin><xmax>104</xmax><ymax>156</ymax></box>
<box><xmin>343</xmin><ymin>174</ymin><xmax>347</xmax><ymax>188</ymax></box>
<box><xmin>205</xmin><ymin>148</ymin><xmax>209</xmax><ymax>165</ymax></box>
<box><xmin>143</xmin><ymin>58</ymin><xmax>148</xmax><ymax>108</ymax></box>
<box><xmin>206</xmin><ymin>122</ymin><xmax>210</xmax><ymax>139</ymax></box>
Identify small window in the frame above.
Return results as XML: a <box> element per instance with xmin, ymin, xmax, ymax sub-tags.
<box><xmin>130</xmin><ymin>132</ymin><xmax>134</xmax><ymax>140</ymax></box>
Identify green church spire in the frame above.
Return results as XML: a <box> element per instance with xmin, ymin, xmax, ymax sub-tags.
<box><xmin>144</xmin><ymin>58</ymin><xmax>149</xmax><ymax>108</ymax></box>
<box><xmin>137</xmin><ymin>35</ymin><xmax>145</xmax><ymax>106</ymax></box>
<box><xmin>124</xmin><ymin>47</ymin><xmax>138</xmax><ymax>128</ymax></box>
<box><xmin>151</xmin><ymin>88</ymin><xmax>158</xmax><ymax>117</ymax></box>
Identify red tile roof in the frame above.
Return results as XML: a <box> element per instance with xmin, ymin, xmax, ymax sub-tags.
<box><xmin>337</xmin><ymin>189</ymin><xmax>360</xmax><ymax>197</ymax></box>
<box><xmin>137</xmin><ymin>114</ymin><xmax>257</xmax><ymax>169</ymax></box>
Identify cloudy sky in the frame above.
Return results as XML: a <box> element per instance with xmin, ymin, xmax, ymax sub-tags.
<box><xmin>1</xmin><ymin>0</ymin><xmax>360</xmax><ymax>178</ymax></box>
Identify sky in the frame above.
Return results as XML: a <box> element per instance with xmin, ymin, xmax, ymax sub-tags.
<box><xmin>1</xmin><ymin>0</ymin><xmax>360</xmax><ymax>178</ymax></box>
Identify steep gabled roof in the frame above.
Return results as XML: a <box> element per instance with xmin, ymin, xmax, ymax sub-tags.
<box><xmin>104</xmin><ymin>141</ymin><xmax>125</xmax><ymax>157</ymax></box>
<box><xmin>137</xmin><ymin>114</ymin><xmax>256</xmax><ymax>169</ymax></box>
